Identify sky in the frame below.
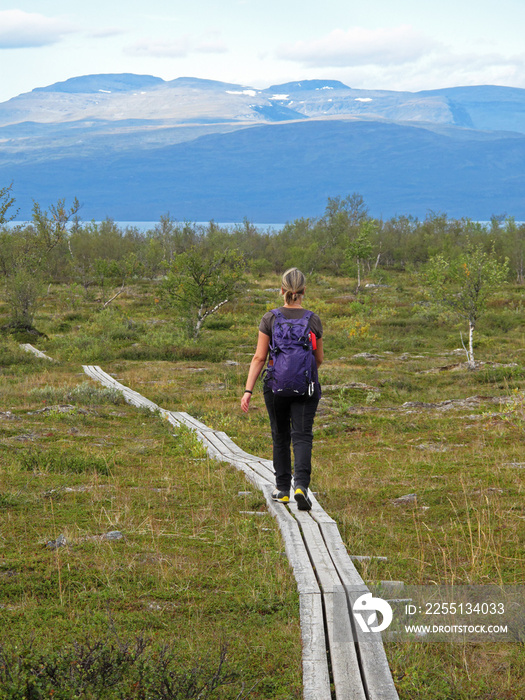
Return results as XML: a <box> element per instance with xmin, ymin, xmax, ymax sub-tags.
<box><xmin>1</xmin><ymin>0</ymin><xmax>525</xmax><ymax>103</ymax></box>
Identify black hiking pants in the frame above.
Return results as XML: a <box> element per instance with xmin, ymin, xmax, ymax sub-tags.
<box><xmin>263</xmin><ymin>385</ymin><xmax>320</xmax><ymax>493</ymax></box>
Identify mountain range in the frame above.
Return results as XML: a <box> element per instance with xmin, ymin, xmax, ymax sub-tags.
<box><xmin>1</xmin><ymin>73</ymin><xmax>525</xmax><ymax>222</ymax></box>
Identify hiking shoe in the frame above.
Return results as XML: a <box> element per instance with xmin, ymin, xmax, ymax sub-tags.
<box><xmin>271</xmin><ymin>488</ymin><xmax>290</xmax><ymax>503</ymax></box>
<box><xmin>294</xmin><ymin>487</ymin><xmax>312</xmax><ymax>511</ymax></box>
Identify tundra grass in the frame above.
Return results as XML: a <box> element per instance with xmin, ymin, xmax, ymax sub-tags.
<box><xmin>0</xmin><ymin>364</ymin><xmax>301</xmax><ymax>698</ymax></box>
<box><xmin>1</xmin><ymin>272</ymin><xmax>524</xmax><ymax>698</ymax></box>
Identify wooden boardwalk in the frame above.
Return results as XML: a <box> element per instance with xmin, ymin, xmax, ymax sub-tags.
<box><xmin>20</xmin><ymin>343</ymin><xmax>55</xmax><ymax>361</ymax></box>
<box><xmin>83</xmin><ymin>365</ymin><xmax>399</xmax><ymax>700</ymax></box>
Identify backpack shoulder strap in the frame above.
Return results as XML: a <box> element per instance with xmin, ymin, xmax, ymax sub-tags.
<box><xmin>301</xmin><ymin>310</ymin><xmax>314</xmax><ymax>333</ymax></box>
<box><xmin>268</xmin><ymin>309</ymin><xmax>282</xmax><ymax>352</ymax></box>
<box><xmin>271</xmin><ymin>308</ymin><xmax>314</xmax><ymax>320</ymax></box>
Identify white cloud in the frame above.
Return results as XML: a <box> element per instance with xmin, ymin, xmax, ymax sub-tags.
<box><xmin>277</xmin><ymin>25</ymin><xmax>440</xmax><ymax>68</ymax></box>
<box><xmin>124</xmin><ymin>33</ymin><xmax>228</xmax><ymax>58</ymax></box>
<box><xmin>321</xmin><ymin>48</ymin><xmax>525</xmax><ymax>93</ymax></box>
<box><xmin>272</xmin><ymin>24</ymin><xmax>525</xmax><ymax>92</ymax></box>
<box><xmin>124</xmin><ymin>37</ymin><xmax>191</xmax><ymax>58</ymax></box>
<box><xmin>0</xmin><ymin>9</ymin><xmax>77</xmax><ymax>49</ymax></box>
<box><xmin>416</xmin><ymin>52</ymin><xmax>525</xmax><ymax>90</ymax></box>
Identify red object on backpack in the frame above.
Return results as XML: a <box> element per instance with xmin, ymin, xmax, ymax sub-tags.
<box><xmin>309</xmin><ymin>332</ymin><xmax>317</xmax><ymax>350</ymax></box>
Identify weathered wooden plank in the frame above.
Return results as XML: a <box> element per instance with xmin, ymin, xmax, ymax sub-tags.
<box><xmin>323</xmin><ymin>591</ymin><xmax>367</xmax><ymax>700</ymax></box>
<box><xmin>222</xmin><ymin>456</ymin><xmax>270</xmax><ymax>490</ymax></box>
<box><xmin>317</xmin><ymin>522</ymin><xmax>399</xmax><ymax>700</ymax></box>
<box><xmin>190</xmin><ymin>430</ymin><xmax>229</xmax><ymax>462</ymax></box>
<box><xmin>84</xmin><ymin>366</ymin><xmax>160</xmax><ymax>411</ymax></box>
<box><xmin>192</xmin><ymin>429</ymin><xmax>273</xmax><ymax>484</ymax></box>
<box><xmin>199</xmin><ymin>430</ymin><xmax>243</xmax><ymax>458</ymax></box>
<box><xmin>20</xmin><ymin>343</ymin><xmax>54</xmax><ymax>361</ymax></box>
<box><xmin>84</xmin><ymin>365</ymin><xmax>120</xmax><ymax>388</ymax></box>
<box><xmin>212</xmin><ymin>431</ymin><xmax>257</xmax><ymax>459</ymax></box>
<box><xmin>292</xmin><ymin>509</ymin><xmax>343</xmax><ymax>595</ymax></box>
<box><xmin>308</xmin><ymin>500</ymin><xmax>337</xmax><ymax>523</ymax></box>
<box><xmin>203</xmin><ymin>433</ymin><xmax>274</xmax><ymax>485</ymax></box>
<box><xmin>297</xmin><ymin>506</ymin><xmax>397</xmax><ymax>699</ymax></box>
<box><xmin>315</xmin><ymin>520</ymin><xmax>366</xmax><ymax>589</ymax></box>
<box><xmin>172</xmin><ymin>426</ymin><xmax>277</xmax><ymax>484</ymax></box>
<box><xmin>226</xmin><ymin>456</ymin><xmax>274</xmax><ymax>487</ymax></box>
<box><xmin>161</xmin><ymin>410</ymin><xmax>184</xmax><ymax>428</ymax></box>
<box><xmin>265</xmin><ymin>503</ymin><xmax>333</xmax><ymax>695</ymax></box>
<box><xmin>345</xmin><ymin>588</ymin><xmax>399</xmax><ymax>700</ymax></box>
<box><xmin>211</xmin><ymin>432</ymin><xmax>276</xmax><ymax>479</ymax></box>
<box><xmin>262</xmin><ymin>485</ymin><xmax>320</xmax><ymax>595</ymax></box>
<box><xmin>240</xmin><ymin>457</ymin><xmax>275</xmax><ymax>482</ymax></box>
<box><xmin>82</xmin><ymin>365</ymin><xmax>98</xmax><ymax>381</ymax></box>
<box><xmin>88</xmin><ymin>366</ymin><xmax>143</xmax><ymax>399</ymax></box>
<box><xmin>262</xmin><ymin>489</ymin><xmax>333</xmax><ymax>698</ymax></box>
<box><xmin>294</xmin><ymin>508</ymin><xmax>366</xmax><ymax>700</ymax></box>
<box><xmin>175</xmin><ymin>411</ymin><xmax>215</xmax><ymax>432</ymax></box>
<box><xmin>300</xmin><ymin>592</ymin><xmax>333</xmax><ymax>700</ymax></box>
<box><xmin>213</xmin><ymin>435</ymin><xmax>273</xmax><ymax>471</ymax></box>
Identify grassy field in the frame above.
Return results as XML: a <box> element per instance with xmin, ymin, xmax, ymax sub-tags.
<box><xmin>0</xmin><ymin>271</ymin><xmax>524</xmax><ymax>699</ymax></box>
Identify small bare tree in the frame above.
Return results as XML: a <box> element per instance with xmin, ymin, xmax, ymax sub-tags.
<box><xmin>424</xmin><ymin>243</ymin><xmax>509</xmax><ymax>368</ymax></box>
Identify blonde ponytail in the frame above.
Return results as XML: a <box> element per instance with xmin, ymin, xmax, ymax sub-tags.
<box><xmin>282</xmin><ymin>267</ymin><xmax>306</xmax><ymax>305</ymax></box>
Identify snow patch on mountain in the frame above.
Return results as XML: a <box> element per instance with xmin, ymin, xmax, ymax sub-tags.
<box><xmin>226</xmin><ymin>89</ymin><xmax>257</xmax><ymax>97</ymax></box>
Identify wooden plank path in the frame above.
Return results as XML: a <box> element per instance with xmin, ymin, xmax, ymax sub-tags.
<box><xmin>20</xmin><ymin>343</ymin><xmax>55</xmax><ymax>361</ymax></box>
<box><xmin>83</xmin><ymin>365</ymin><xmax>399</xmax><ymax>700</ymax></box>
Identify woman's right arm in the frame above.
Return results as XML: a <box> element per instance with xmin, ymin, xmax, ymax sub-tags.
<box><xmin>241</xmin><ymin>331</ymin><xmax>270</xmax><ymax>413</ymax></box>
<box><xmin>314</xmin><ymin>337</ymin><xmax>324</xmax><ymax>367</ymax></box>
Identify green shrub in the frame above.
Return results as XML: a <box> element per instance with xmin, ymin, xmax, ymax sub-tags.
<box><xmin>0</xmin><ymin>340</ymin><xmax>40</xmax><ymax>367</ymax></box>
<box><xmin>483</xmin><ymin>309</ymin><xmax>517</xmax><ymax>333</ymax></box>
<box><xmin>0</xmin><ymin>637</ymin><xmax>242</xmax><ymax>700</ymax></box>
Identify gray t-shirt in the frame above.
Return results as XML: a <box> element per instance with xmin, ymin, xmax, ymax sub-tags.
<box><xmin>259</xmin><ymin>307</ymin><xmax>323</xmax><ymax>340</ymax></box>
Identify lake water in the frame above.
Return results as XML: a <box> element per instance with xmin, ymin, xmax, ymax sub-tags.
<box><xmin>7</xmin><ymin>221</ymin><xmax>285</xmax><ymax>233</ymax></box>
<box><xmin>116</xmin><ymin>221</ymin><xmax>285</xmax><ymax>232</ymax></box>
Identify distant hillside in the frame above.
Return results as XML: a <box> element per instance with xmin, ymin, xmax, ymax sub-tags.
<box><xmin>1</xmin><ymin>74</ymin><xmax>525</xmax><ymax>221</ymax></box>
<box><xmin>3</xmin><ymin>118</ymin><xmax>524</xmax><ymax>222</ymax></box>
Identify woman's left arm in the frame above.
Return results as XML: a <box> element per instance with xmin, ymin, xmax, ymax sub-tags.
<box><xmin>241</xmin><ymin>331</ymin><xmax>270</xmax><ymax>412</ymax></box>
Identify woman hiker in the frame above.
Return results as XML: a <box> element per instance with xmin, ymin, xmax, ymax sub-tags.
<box><xmin>240</xmin><ymin>267</ymin><xmax>323</xmax><ymax>511</ymax></box>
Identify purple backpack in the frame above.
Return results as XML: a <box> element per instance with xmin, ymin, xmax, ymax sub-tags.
<box><xmin>264</xmin><ymin>309</ymin><xmax>318</xmax><ymax>397</ymax></box>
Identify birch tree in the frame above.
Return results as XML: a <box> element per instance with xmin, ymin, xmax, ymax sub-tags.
<box><xmin>160</xmin><ymin>246</ymin><xmax>246</xmax><ymax>339</ymax></box>
<box><xmin>344</xmin><ymin>219</ymin><xmax>375</xmax><ymax>291</ymax></box>
<box><xmin>1</xmin><ymin>197</ymin><xmax>80</xmax><ymax>331</ymax></box>
<box><xmin>0</xmin><ymin>182</ymin><xmax>17</xmax><ymax>224</ymax></box>
<box><xmin>424</xmin><ymin>244</ymin><xmax>509</xmax><ymax>368</ymax></box>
